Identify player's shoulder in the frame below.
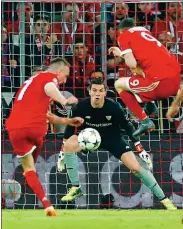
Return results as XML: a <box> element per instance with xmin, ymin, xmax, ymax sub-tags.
<box><xmin>105</xmin><ymin>98</ymin><xmax>120</xmax><ymax>108</ymax></box>
<box><xmin>36</xmin><ymin>72</ymin><xmax>58</xmax><ymax>83</ymax></box>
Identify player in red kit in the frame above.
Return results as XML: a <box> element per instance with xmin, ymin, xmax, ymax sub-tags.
<box><xmin>109</xmin><ymin>18</ymin><xmax>181</xmax><ymax>136</ymax></box>
<box><xmin>6</xmin><ymin>57</ymin><xmax>84</xmax><ymax>216</ymax></box>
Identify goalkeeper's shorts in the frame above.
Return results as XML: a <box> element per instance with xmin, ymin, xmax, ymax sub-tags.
<box><xmin>100</xmin><ymin>134</ymin><xmax>132</xmax><ymax>160</ymax></box>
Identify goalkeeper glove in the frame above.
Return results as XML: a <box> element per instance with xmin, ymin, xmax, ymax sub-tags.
<box><xmin>135</xmin><ymin>142</ymin><xmax>153</xmax><ymax>169</ymax></box>
<box><xmin>57</xmin><ymin>144</ymin><xmax>65</xmax><ymax>172</ymax></box>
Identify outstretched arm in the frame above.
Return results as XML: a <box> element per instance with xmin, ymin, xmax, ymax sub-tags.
<box><xmin>47</xmin><ymin>112</ymin><xmax>84</xmax><ymax>127</ymax></box>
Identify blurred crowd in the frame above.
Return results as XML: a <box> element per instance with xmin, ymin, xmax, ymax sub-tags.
<box><xmin>2</xmin><ymin>2</ymin><xmax>182</xmax><ymax>96</ymax></box>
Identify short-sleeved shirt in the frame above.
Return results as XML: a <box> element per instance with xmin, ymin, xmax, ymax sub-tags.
<box><xmin>6</xmin><ymin>72</ymin><xmax>58</xmax><ymax>131</ymax></box>
<box><xmin>118</xmin><ymin>26</ymin><xmax>181</xmax><ymax>80</ymax></box>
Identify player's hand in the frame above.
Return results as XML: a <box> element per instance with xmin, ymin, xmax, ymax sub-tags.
<box><xmin>135</xmin><ymin>143</ymin><xmax>152</xmax><ymax>169</ymax></box>
<box><xmin>108</xmin><ymin>47</ymin><xmax>123</xmax><ymax>57</ymax></box>
<box><xmin>57</xmin><ymin>150</ymin><xmax>65</xmax><ymax>172</ymax></box>
<box><xmin>166</xmin><ymin>104</ymin><xmax>179</xmax><ymax>122</ymax></box>
<box><xmin>139</xmin><ymin>150</ymin><xmax>152</xmax><ymax>170</ymax></box>
<box><xmin>65</xmin><ymin>96</ymin><xmax>78</xmax><ymax>106</ymax></box>
<box><xmin>67</xmin><ymin>117</ymin><xmax>84</xmax><ymax>127</ymax></box>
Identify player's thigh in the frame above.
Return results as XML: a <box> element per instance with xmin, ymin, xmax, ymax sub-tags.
<box><xmin>156</xmin><ymin>75</ymin><xmax>181</xmax><ymax>99</ymax></box>
<box><xmin>8</xmin><ymin>128</ymin><xmax>45</xmax><ymax>158</ymax></box>
<box><xmin>114</xmin><ymin>77</ymin><xmax>131</xmax><ymax>92</ymax></box>
<box><xmin>121</xmin><ymin>151</ymin><xmax>141</xmax><ymax>172</ymax></box>
<box><xmin>127</xmin><ymin>75</ymin><xmax>161</xmax><ymax>102</ymax></box>
<box><xmin>32</xmin><ymin>138</ymin><xmax>43</xmax><ymax>163</ymax></box>
<box><xmin>64</xmin><ymin>135</ymin><xmax>81</xmax><ymax>153</ymax></box>
<box><xmin>102</xmin><ymin>135</ymin><xmax>132</xmax><ymax>160</ymax></box>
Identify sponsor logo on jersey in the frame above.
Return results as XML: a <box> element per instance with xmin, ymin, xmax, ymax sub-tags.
<box><xmin>85</xmin><ymin>122</ymin><xmax>112</xmax><ymax>127</ymax></box>
<box><xmin>106</xmin><ymin>116</ymin><xmax>112</xmax><ymax>120</ymax></box>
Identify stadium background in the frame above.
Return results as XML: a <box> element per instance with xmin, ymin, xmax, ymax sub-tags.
<box><xmin>1</xmin><ymin>1</ymin><xmax>183</xmax><ymax>209</ymax></box>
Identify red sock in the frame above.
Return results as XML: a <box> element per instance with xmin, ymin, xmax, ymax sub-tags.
<box><xmin>120</xmin><ymin>91</ymin><xmax>147</xmax><ymax>120</ymax></box>
<box><xmin>24</xmin><ymin>170</ymin><xmax>51</xmax><ymax>209</ymax></box>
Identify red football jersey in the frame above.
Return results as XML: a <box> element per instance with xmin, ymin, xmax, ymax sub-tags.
<box><xmin>118</xmin><ymin>27</ymin><xmax>181</xmax><ymax>80</ymax></box>
<box><xmin>6</xmin><ymin>72</ymin><xmax>58</xmax><ymax>131</ymax></box>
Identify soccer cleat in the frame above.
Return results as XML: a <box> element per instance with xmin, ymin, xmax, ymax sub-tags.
<box><xmin>160</xmin><ymin>198</ymin><xmax>177</xmax><ymax>210</ymax></box>
<box><xmin>144</xmin><ymin>102</ymin><xmax>158</xmax><ymax>118</ymax></box>
<box><xmin>45</xmin><ymin>206</ymin><xmax>57</xmax><ymax>216</ymax></box>
<box><xmin>61</xmin><ymin>186</ymin><xmax>83</xmax><ymax>202</ymax></box>
<box><xmin>133</xmin><ymin>118</ymin><xmax>155</xmax><ymax>137</ymax></box>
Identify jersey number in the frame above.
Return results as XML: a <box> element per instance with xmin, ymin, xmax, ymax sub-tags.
<box><xmin>17</xmin><ymin>78</ymin><xmax>33</xmax><ymax>101</ymax></box>
<box><xmin>141</xmin><ymin>32</ymin><xmax>162</xmax><ymax>47</ymax></box>
<box><xmin>130</xmin><ymin>79</ymin><xmax>139</xmax><ymax>86</ymax></box>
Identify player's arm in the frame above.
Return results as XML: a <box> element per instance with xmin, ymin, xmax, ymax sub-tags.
<box><xmin>64</xmin><ymin>104</ymin><xmax>82</xmax><ymax>139</ymax></box>
<box><xmin>108</xmin><ymin>47</ymin><xmax>137</xmax><ymax>69</ymax></box>
<box><xmin>44</xmin><ymin>82</ymin><xmax>78</xmax><ymax>106</ymax></box>
<box><xmin>166</xmin><ymin>87</ymin><xmax>183</xmax><ymax>121</ymax></box>
<box><xmin>47</xmin><ymin>112</ymin><xmax>84</xmax><ymax>127</ymax></box>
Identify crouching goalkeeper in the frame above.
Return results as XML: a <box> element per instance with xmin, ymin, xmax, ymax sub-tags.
<box><xmin>48</xmin><ymin>77</ymin><xmax>176</xmax><ymax>210</ymax></box>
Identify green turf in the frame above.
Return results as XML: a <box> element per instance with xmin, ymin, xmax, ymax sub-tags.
<box><xmin>2</xmin><ymin>209</ymin><xmax>183</xmax><ymax>229</ymax></box>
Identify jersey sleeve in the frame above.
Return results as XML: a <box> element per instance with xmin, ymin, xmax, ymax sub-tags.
<box><xmin>118</xmin><ymin>31</ymin><xmax>132</xmax><ymax>55</ymax></box>
<box><xmin>43</xmin><ymin>73</ymin><xmax>59</xmax><ymax>87</ymax></box>
<box><xmin>63</xmin><ymin>104</ymin><xmax>80</xmax><ymax>139</ymax></box>
<box><xmin>114</xmin><ymin>103</ymin><xmax>139</xmax><ymax>143</ymax></box>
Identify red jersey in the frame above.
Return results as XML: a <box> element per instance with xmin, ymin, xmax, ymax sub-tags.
<box><xmin>6</xmin><ymin>72</ymin><xmax>58</xmax><ymax>131</ymax></box>
<box><xmin>118</xmin><ymin>27</ymin><xmax>181</xmax><ymax>80</ymax></box>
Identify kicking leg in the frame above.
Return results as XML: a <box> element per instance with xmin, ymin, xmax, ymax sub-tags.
<box><xmin>21</xmin><ymin>152</ymin><xmax>57</xmax><ymax>216</ymax></box>
<box><xmin>121</xmin><ymin>151</ymin><xmax>177</xmax><ymax>210</ymax></box>
<box><xmin>115</xmin><ymin>78</ymin><xmax>155</xmax><ymax>136</ymax></box>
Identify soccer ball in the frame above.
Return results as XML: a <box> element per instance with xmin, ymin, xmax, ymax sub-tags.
<box><xmin>78</xmin><ymin>128</ymin><xmax>101</xmax><ymax>151</ymax></box>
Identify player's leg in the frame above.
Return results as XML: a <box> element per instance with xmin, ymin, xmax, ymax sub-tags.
<box><xmin>121</xmin><ymin>151</ymin><xmax>177</xmax><ymax>210</ymax></box>
<box><xmin>106</xmin><ymin>136</ymin><xmax>176</xmax><ymax>210</ymax></box>
<box><xmin>114</xmin><ymin>76</ymin><xmax>156</xmax><ymax>136</ymax></box>
<box><xmin>8</xmin><ymin>129</ymin><xmax>57</xmax><ymax>216</ymax></box>
<box><xmin>61</xmin><ymin>135</ymin><xmax>83</xmax><ymax>202</ymax></box>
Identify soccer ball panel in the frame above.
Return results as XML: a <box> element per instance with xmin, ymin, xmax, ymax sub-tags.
<box><xmin>78</xmin><ymin>128</ymin><xmax>101</xmax><ymax>151</ymax></box>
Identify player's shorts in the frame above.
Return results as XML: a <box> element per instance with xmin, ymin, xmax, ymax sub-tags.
<box><xmin>8</xmin><ymin>127</ymin><xmax>46</xmax><ymax>161</ymax></box>
<box><xmin>126</xmin><ymin>73</ymin><xmax>181</xmax><ymax>102</ymax></box>
<box><xmin>100</xmin><ymin>134</ymin><xmax>132</xmax><ymax>160</ymax></box>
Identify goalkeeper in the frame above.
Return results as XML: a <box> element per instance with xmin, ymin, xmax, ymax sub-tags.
<box><xmin>48</xmin><ymin>77</ymin><xmax>176</xmax><ymax>210</ymax></box>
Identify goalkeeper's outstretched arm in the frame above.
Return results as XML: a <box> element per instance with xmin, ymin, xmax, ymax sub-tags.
<box><xmin>166</xmin><ymin>87</ymin><xmax>183</xmax><ymax>121</ymax></box>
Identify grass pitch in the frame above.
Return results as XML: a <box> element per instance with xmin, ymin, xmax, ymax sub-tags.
<box><xmin>2</xmin><ymin>209</ymin><xmax>183</xmax><ymax>229</ymax></box>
